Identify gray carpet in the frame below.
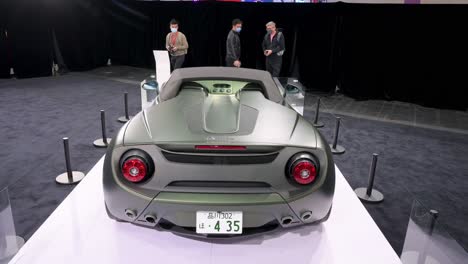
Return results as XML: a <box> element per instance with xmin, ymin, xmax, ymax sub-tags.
<box><xmin>1</xmin><ymin>72</ymin><xmax>467</xmax><ymax>256</ymax></box>
<box><xmin>0</xmin><ymin>73</ymin><xmax>141</xmax><ymax>240</ymax></box>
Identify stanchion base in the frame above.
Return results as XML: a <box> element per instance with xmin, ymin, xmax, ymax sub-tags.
<box><xmin>93</xmin><ymin>138</ymin><xmax>112</xmax><ymax>148</ymax></box>
<box><xmin>117</xmin><ymin>116</ymin><xmax>133</xmax><ymax>123</ymax></box>
<box><xmin>330</xmin><ymin>144</ymin><xmax>346</xmax><ymax>155</ymax></box>
<box><xmin>55</xmin><ymin>171</ymin><xmax>85</xmax><ymax>185</ymax></box>
<box><xmin>0</xmin><ymin>235</ymin><xmax>25</xmax><ymax>261</ymax></box>
<box><xmin>355</xmin><ymin>187</ymin><xmax>384</xmax><ymax>203</ymax></box>
<box><xmin>313</xmin><ymin>122</ymin><xmax>324</xmax><ymax>128</ymax></box>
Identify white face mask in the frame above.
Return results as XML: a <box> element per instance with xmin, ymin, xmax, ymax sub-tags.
<box><xmin>171</xmin><ymin>28</ymin><xmax>178</xmax><ymax>33</ymax></box>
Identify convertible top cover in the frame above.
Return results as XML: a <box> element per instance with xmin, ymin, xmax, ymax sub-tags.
<box><xmin>159</xmin><ymin>67</ymin><xmax>284</xmax><ymax>103</ymax></box>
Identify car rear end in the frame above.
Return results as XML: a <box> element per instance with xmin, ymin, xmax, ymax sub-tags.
<box><xmin>103</xmin><ymin>127</ymin><xmax>335</xmax><ymax>237</ymax></box>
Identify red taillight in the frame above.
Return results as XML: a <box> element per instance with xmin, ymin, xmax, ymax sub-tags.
<box><xmin>291</xmin><ymin>160</ymin><xmax>317</xmax><ymax>185</ymax></box>
<box><xmin>122</xmin><ymin>157</ymin><xmax>148</xmax><ymax>183</ymax></box>
<box><xmin>287</xmin><ymin>153</ymin><xmax>319</xmax><ymax>185</ymax></box>
<box><xmin>195</xmin><ymin>145</ymin><xmax>246</xmax><ymax>151</ymax></box>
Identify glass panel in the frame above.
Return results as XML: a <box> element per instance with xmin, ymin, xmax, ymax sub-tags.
<box><xmin>0</xmin><ymin>187</ymin><xmax>24</xmax><ymax>263</ymax></box>
<box><xmin>401</xmin><ymin>200</ymin><xmax>467</xmax><ymax>264</ymax></box>
<box><xmin>274</xmin><ymin>77</ymin><xmax>306</xmax><ymax>115</ymax></box>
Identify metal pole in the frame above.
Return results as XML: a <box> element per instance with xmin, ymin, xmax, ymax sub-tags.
<box><xmin>94</xmin><ymin>110</ymin><xmax>112</xmax><ymax>148</ymax></box>
<box><xmin>355</xmin><ymin>153</ymin><xmax>384</xmax><ymax>203</ymax></box>
<box><xmin>417</xmin><ymin>209</ymin><xmax>439</xmax><ymax>264</ymax></box>
<box><xmin>428</xmin><ymin>210</ymin><xmax>439</xmax><ymax>236</ymax></box>
<box><xmin>313</xmin><ymin>98</ymin><xmax>320</xmax><ymax>124</ymax></box>
<box><xmin>366</xmin><ymin>153</ymin><xmax>379</xmax><ymax>196</ymax></box>
<box><xmin>312</xmin><ymin>98</ymin><xmax>324</xmax><ymax>128</ymax></box>
<box><xmin>63</xmin><ymin>137</ymin><xmax>73</xmax><ymax>182</ymax></box>
<box><xmin>124</xmin><ymin>92</ymin><xmax>129</xmax><ymax>119</ymax></box>
<box><xmin>56</xmin><ymin>138</ymin><xmax>85</xmax><ymax>184</ymax></box>
<box><xmin>332</xmin><ymin>117</ymin><xmax>340</xmax><ymax>149</ymax></box>
<box><xmin>329</xmin><ymin>116</ymin><xmax>345</xmax><ymax>154</ymax></box>
<box><xmin>118</xmin><ymin>92</ymin><xmax>133</xmax><ymax>123</ymax></box>
<box><xmin>101</xmin><ymin>110</ymin><xmax>108</xmax><ymax>145</ymax></box>
<box><xmin>282</xmin><ymin>87</ymin><xmax>287</xmax><ymax>106</ymax></box>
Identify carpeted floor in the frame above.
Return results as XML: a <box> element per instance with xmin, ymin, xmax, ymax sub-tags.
<box><xmin>1</xmin><ymin>70</ymin><xmax>467</xmax><ymax>256</ymax></box>
<box><xmin>0</xmin><ymin>72</ymin><xmax>141</xmax><ymax>240</ymax></box>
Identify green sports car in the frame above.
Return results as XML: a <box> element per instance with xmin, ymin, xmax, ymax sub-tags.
<box><xmin>103</xmin><ymin>67</ymin><xmax>335</xmax><ymax>237</ymax></box>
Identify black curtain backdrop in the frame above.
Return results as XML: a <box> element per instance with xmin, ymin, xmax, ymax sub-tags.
<box><xmin>49</xmin><ymin>0</ymin><xmax>110</xmax><ymax>71</ymax></box>
<box><xmin>337</xmin><ymin>4</ymin><xmax>468</xmax><ymax>110</ymax></box>
<box><xmin>7</xmin><ymin>1</ymin><xmax>52</xmax><ymax>78</ymax></box>
<box><xmin>0</xmin><ymin>30</ymin><xmax>9</xmax><ymax>78</ymax></box>
<box><xmin>2</xmin><ymin>1</ymin><xmax>468</xmax><ymax>110</ymax></box>
<box><xmin>0</xmin><ymin>1</ymin><xmax>9</xmax><ymax>78</ymax></box>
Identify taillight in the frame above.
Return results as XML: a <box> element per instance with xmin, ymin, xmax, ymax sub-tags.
<box><xmin>120</xmin><ymin>150</ymin><xmax>154</xmax><ymax>183</ymax></box>
<box><xmin>287</xmin><ymin>153</ymin><xmax>319</xmax><ymax>185</ymax></box>
<box><xmin>122</xmin><ymin>158</ymin><xmax>147</xmax><ymax>182</ymax></box>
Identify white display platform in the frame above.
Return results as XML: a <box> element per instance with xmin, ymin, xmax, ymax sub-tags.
<box><xmin>9</xmin><ymin>157</ymin><xmax>401</xmax><ymax>264</ymax></box>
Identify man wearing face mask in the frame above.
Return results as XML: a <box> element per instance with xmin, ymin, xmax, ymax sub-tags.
<box><xmin>226</xmin><ymin>18</ymin><xmax>242</xmax><ymax>68</ymax></box>
<box><xmin>165</xmin><ymin>19</ymin><xmax>189</xmax><ymax>71</ymax></box>
<box><xmin>262</xmin><ymin>21</ymin><xmax>285</xmax><ymax>77</ymax></box>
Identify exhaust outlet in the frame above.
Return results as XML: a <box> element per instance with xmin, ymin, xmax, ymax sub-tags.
<box><xmin>301</xmin><ymin>211</ymin><xmax>313</xmax><ymax>221</ymax></box>
<box><xmin>125</xmin><ymin>209</ymin><xmax>137</xmax><ymax>219</ymax></box>
<box><xmin>281</xmin><ymin>216</ymin><xmax>293</xmax><ymax>226</ymax></box>
<box><xmin>144</xmin><ymin>214</ymin><xmax>157</xmax><ymax>224</ymax></box>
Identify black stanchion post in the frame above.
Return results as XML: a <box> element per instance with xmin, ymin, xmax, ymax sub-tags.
<box><xmin>366</xmin><ymin>153</ymin><xmax>378</xmax><ymax>197</ymax></box>
<box><xmin>313</xmin><ymin>97</ymin><xmax>324</xmax><ymax>128</ymax></box>
<box><xmin>428</xmin><ymin>210</ymin><xmax>439</xmax><ymax>236</ymax></box>
<box><xmin>417</xmin><ymin>209</ymin><xmax>439</xmax><ymax>264</ymax></box>
<box><xmin>282</xmin><ymin>87</ymin><xmax>287</xmax><ymax>106</ymax></box>
<box><xmin>355</xmin><ymin>153</ymin><xmax>384</xmax><ymax>203</ymax></box>
<box><xmin>56</xmin><ymin>137</ymin><xmax>85</xmax><ymax>184</ymax></box>
<box><xmin>118</xmin><ymin>92</ymin><xmax>133</xmax><ymax>123</ymax></box>
<box><xmin>329</xmin><ymin>117</ymin><xmax>345</xmax><ymax>154</ymax></box>
<box><xmin>93</xmin><ymin>110</ymin><xmax>112</xmax><ymax>148</ymax></box>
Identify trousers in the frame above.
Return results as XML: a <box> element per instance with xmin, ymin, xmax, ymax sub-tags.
<box><xmin>266</xmin><ymin>55</ymin><xmax>282</xmax><ymax>77</ymax></box>
<box><xmin>170</xmin><ymin>55</ymin><xmax>185</xmax><ymax>71</ymax></box>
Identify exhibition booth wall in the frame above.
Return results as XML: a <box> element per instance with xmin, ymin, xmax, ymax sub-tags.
<box><xmin>1</xmin><ymin>0</ymin><xmax>468</xmax><ymax>110</ymax></box>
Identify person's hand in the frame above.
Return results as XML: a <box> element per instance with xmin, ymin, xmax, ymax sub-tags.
<box><xmin>172</xmin><ymin>46</ymin><xmax>178</xmax><ymax>52</ymax></box>
<box><xmin>265</xmin><ymin>50</ymin><xmax>273</xmax><ymax>56</ymax></box>
<box><xmin>234</xmin><ymin>60</ymin><xmax>241</xmax><ymax>67</ymax></box>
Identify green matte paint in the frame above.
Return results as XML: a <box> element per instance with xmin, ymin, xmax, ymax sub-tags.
<box><xmin>154</xmin><ymin>192</ymin><xmax>285</xmax><ymax>205</ymax></box>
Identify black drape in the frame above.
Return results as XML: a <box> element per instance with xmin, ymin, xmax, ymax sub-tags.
<box><xmin>49</xmin><ymin>0</ymin><xmax>110</xmax><ymax>71</ymax></box>
<box><xmin>2</xmin><ymin>1</ymin><xmax>468</xmax><ymax>110</ymax></box>
<box><xmin>0</xmin><ymin>30</ymin><xmax>9</xmax><ymax>78</ymax></box>
<box><xmin>0</xmin><ymin>0</ymin><xmax>9</xmax><ymax>78</ymax></box>
<box><xmin>7</xmin><ymin>0</ymin><xmax>52</xmax><ymax>78</ymax></box>
<box><xmin>337</xmin><ymin>4</ymin><xmax>468</xmax><ymax>110</ymax></box>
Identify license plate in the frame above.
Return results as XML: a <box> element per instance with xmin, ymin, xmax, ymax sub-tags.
<box><xmin>196</xmin><ymin>211</ymin><xmax>243</xmax><ymax>234</ymax></box>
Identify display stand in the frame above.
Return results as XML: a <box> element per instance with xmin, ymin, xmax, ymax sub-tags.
<box><xmin>8</xmin><ymin>157</ymin><xmax>401</xmax><ymax>264</ymax></box>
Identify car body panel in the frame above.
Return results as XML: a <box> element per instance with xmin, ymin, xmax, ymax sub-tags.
<box><xmin>104</xmin><ymin>67</ymin><xmax>335</xmax><ymax>237</ymax></box>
